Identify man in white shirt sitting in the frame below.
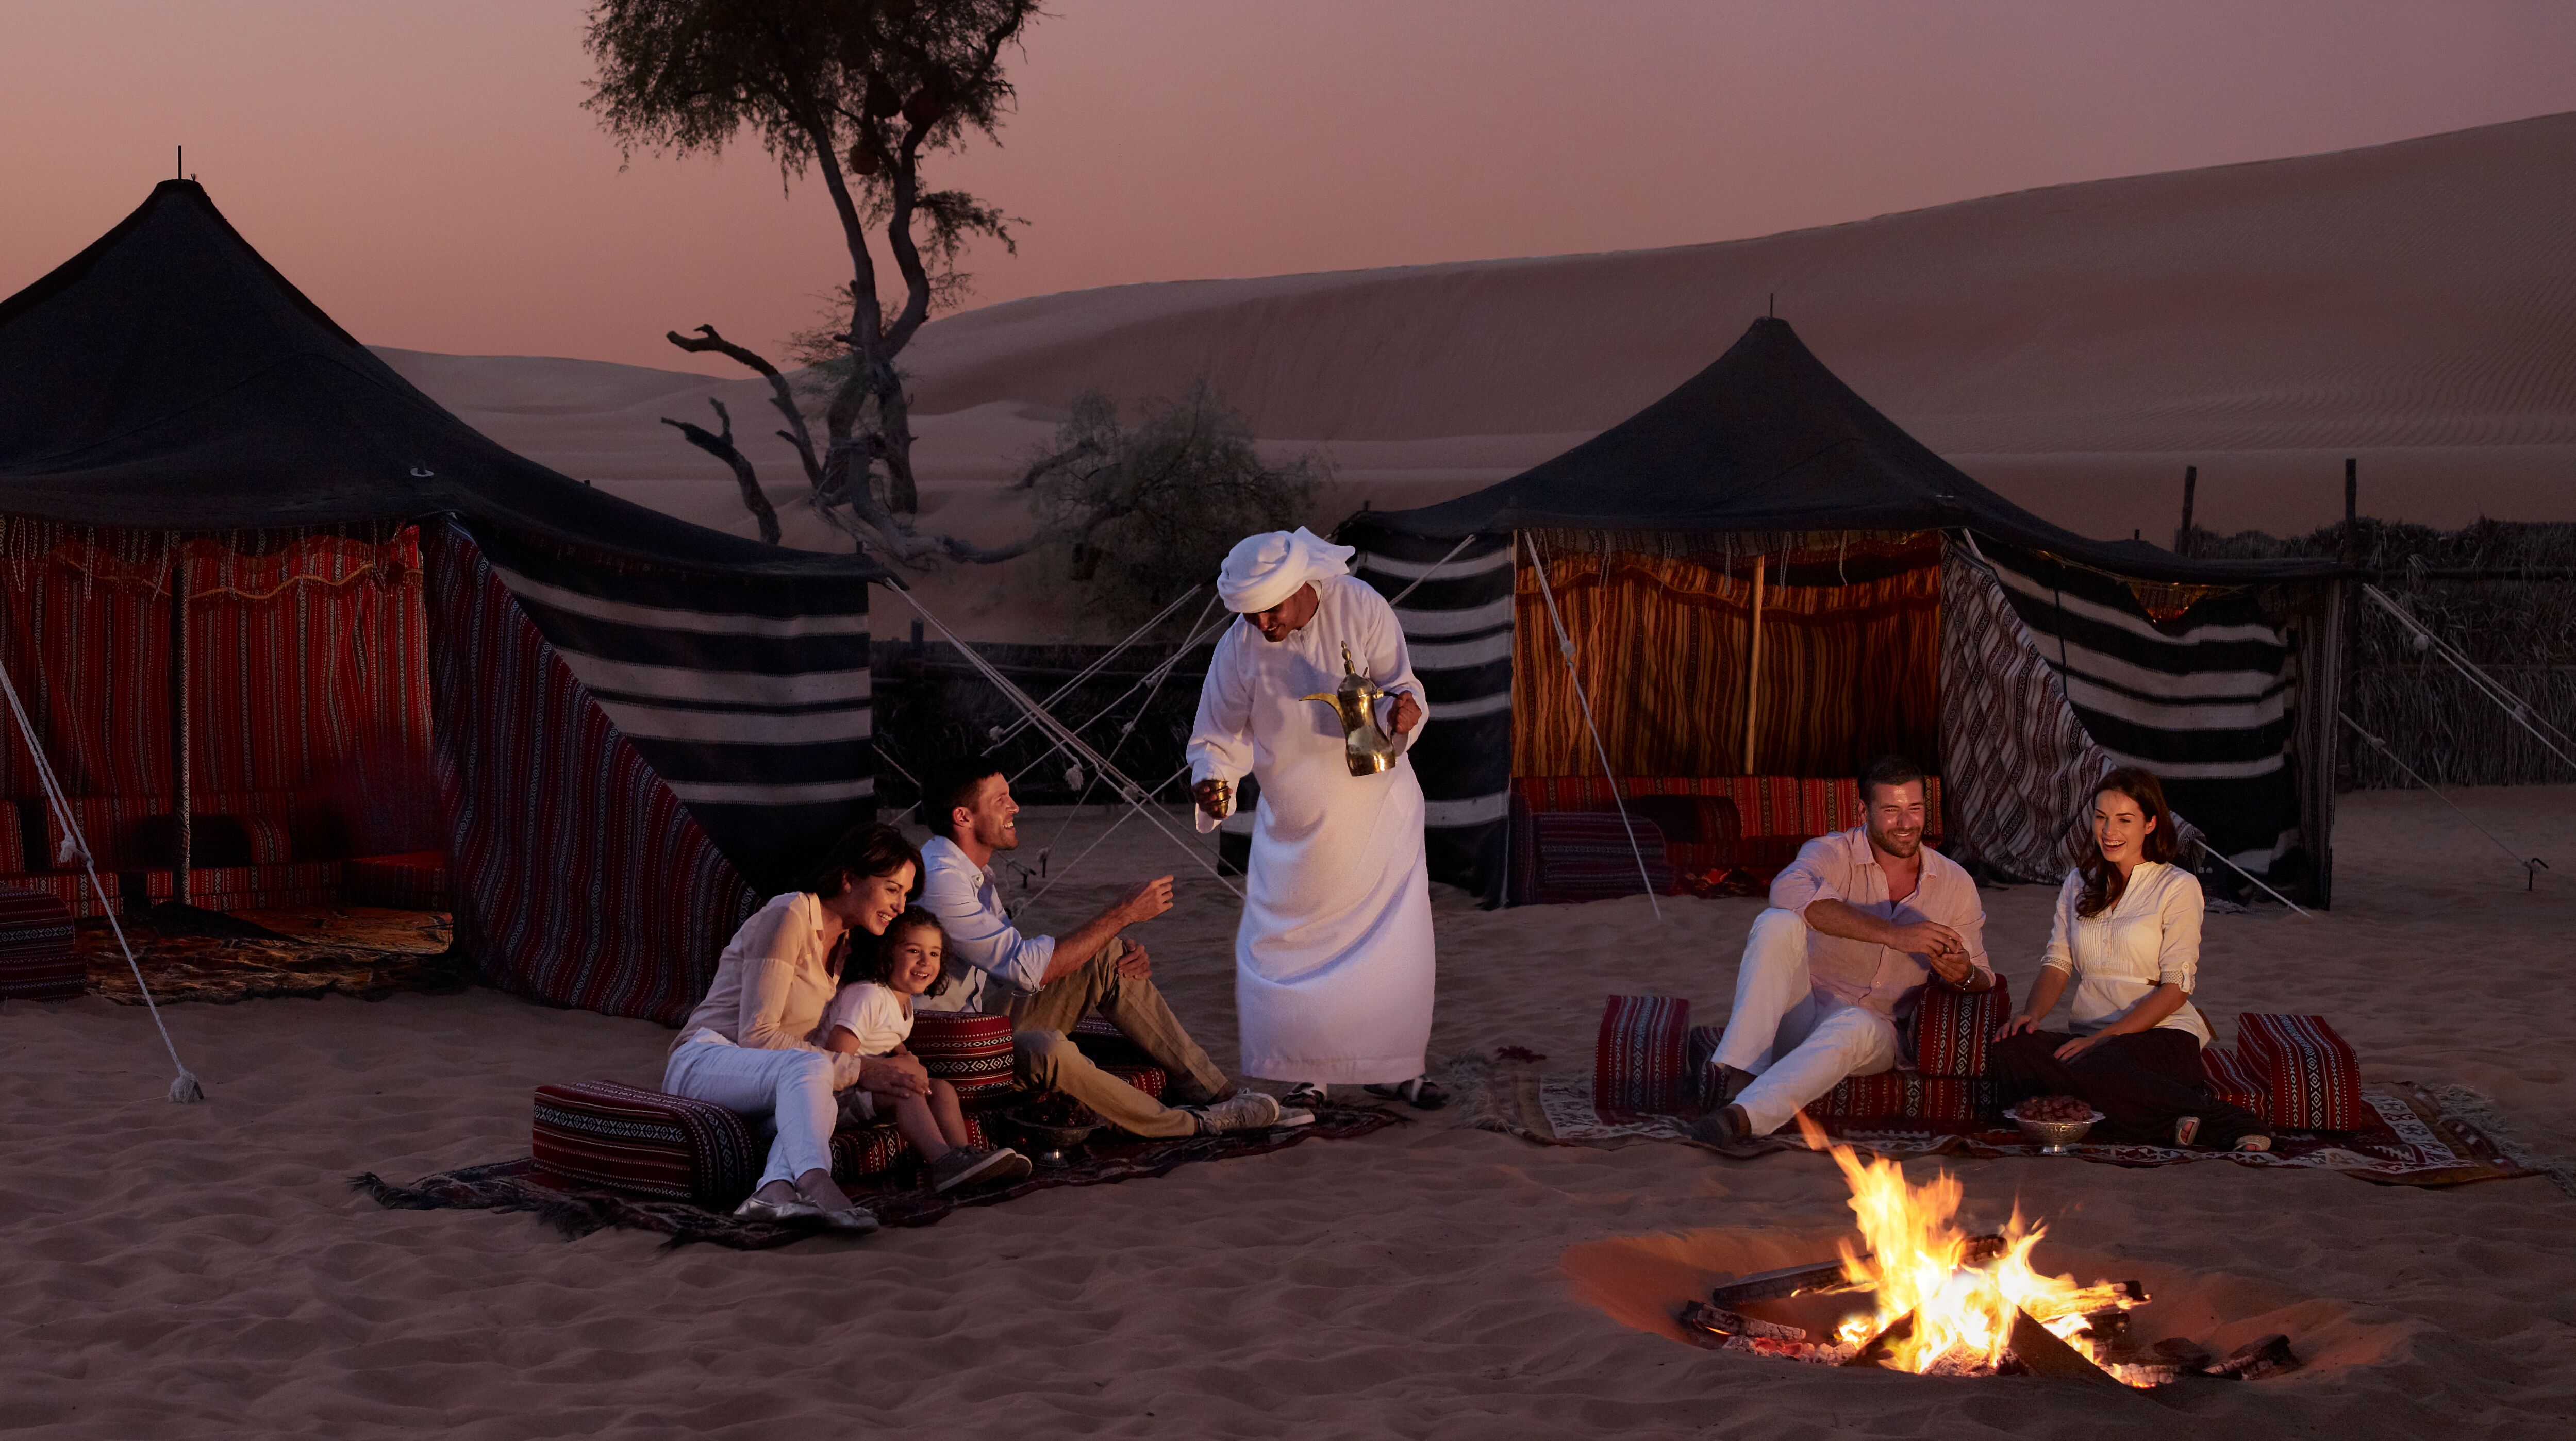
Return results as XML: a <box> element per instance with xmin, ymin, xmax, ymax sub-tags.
<box><xmin>1693</xmin><ymin>755</ymin><xmax>1996</xmax><ymax>1146</ymax></box>
<box><xmin>913</xmin><ymin>755</ymin><xmax>1286</xmax><ymax>1136</ymax></box>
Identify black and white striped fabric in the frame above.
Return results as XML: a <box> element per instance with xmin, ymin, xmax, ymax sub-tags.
<box><xmin>1349</xmin><ymin>531</ymin><xmax>1517</xmax><ymax>901</ymax></box>
<box><xmin>1975</xmin><ymin>538</ymin><xmax>2298</xmax><ymax>872</ymax></box>
<box><xmin>470</xmin><ymin>525</ymin><xmax>873</xmax><ymax>891</ymax></box>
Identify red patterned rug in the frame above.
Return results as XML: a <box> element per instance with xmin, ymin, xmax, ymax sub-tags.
<box><xmin>1453</xmin><ymin>1053</ymin><xmax>2558</xmax><ymax>1191</ymax></box>
<box><xmin>81</xmin><ymin>909</ymin><xmax>466</xmax><ymax>1005</ymax></box>
<box><xmin>355</xmin><ymin>1103</ymin><xmax>1403</xmax><ymax>1249</ymax></box>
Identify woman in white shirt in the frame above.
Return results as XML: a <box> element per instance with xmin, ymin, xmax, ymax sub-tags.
<box><xmin>1991</xmin><ymin>769</ymin><xmax>2271</xmax><ymax>1151</ymax></box>
<box><xmin>664</xmin><ymin>823</ymin><xmax>935</xmax><ymax>1231</ymax></box>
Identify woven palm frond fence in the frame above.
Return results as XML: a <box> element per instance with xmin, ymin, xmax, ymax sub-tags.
<box><xmin>2183</xmin><ymin>518</ymin><xmax>2576</xmax><ymax>788</ymax></box>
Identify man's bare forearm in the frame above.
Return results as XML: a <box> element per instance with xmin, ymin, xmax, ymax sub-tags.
<box><xmin>1804</xmin><ymin>899</ymin><xmax>1891</xmax><ymax>946</ymax></box>
<box><xmin>1039</xmin><ymin>908</ymin><xmax>1126</xmax><ymax>987</ymax></box>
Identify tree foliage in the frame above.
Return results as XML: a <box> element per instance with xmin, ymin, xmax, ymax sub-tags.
<box><xmin>1024</xmin><ymin>382</ymin><xmax>1325</xmax><ymax>628</ymax></box>
<box><xmin>585</xmin><ymin>0</ymin><xmax>1036</xmax><ymax>549</ymax></box>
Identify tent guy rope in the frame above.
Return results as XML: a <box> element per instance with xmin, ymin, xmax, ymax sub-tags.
<box><xmin>0</xmin><ymin>654</ymin><xmax>204</xmax><ymax>1102</ymax></box>
<box><xmin>1522</xmin><ymin>532</ymin><xmax>1664</xmax><ymax>919</ymax></box>
<box><xmin>1029</xmin><ymin>592</ymin><xmax>1223</xmax><ymax>874</ymax></box>
<box><xmin>989</xmin><ymin>583</ymin><xmax>1208</xmax><ymax>753</ymax></box>
<box><xmin>2340</xmin><ymin>711</ymin><xmax>2549</xmax><ymax>889</ymax></box>
<box><xmin>883</xmin><ymin>582</ymin><xmax>1243</xmax><ymax>901</ymax></box>
<box><xmin>2362</xmin><ymin>584</ymin><xmax>2576</xmax><ymax>773</ymax></box>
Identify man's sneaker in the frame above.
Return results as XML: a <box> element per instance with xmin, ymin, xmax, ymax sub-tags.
<box><xmin>930</xmin><ymin>1145</ymin><xmax>1034</xmax><ymax>1193</ymax></box>
<box><xmin>1194</xmin><ymin>1091</ymin><xmax>1284</xmax><ymax>1134</ymax></box>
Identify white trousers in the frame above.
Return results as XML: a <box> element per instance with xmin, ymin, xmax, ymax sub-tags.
<box><xmin>663</xmin><ymin>1041</ymin><xmax>836</xmax><ymax>1190</ymax></box>
<box><xmin>1710</xmin><ymin>908</ymin><xmax>1900</xmax><ymax>1136</ymax></box>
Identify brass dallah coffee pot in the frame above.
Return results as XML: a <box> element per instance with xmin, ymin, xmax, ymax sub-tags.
<box><xmin>1302</xmin><ymin>643</ymin><xmax>1403</xmax><ymax>777</ymax></box>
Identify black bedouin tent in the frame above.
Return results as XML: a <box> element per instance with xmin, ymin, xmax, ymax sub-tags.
<box><xmin>1340</xmin><ymin>317</ymin><xmax>2347</xmax><ymax>906</ymax></box>
<box><xmin>0</xmin><ymin>180</ymin><xmax>888</xmax><ymax>1022</ymax></box>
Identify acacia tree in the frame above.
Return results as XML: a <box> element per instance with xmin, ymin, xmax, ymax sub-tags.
<box><xmin>584</xmin><ymin>0</ymin><xmax>1037</xmax><ymax>558</ymax></box>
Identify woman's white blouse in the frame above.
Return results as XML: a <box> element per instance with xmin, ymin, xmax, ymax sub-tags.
<box><xmin>2040</xmin><ymin>862</ymin><xmax>2212</xmax><ymax>1045</ymax></box>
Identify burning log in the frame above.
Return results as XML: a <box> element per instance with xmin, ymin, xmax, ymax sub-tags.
<box><xmin>1676</xmin><ymin>1301</ymin><xmax>1805</xmax><ymax>1342</ymax></box>
<box><xmin>2206</xmin><ymin>1333</ymin><xmax>2301</xmax><ymax>1380</ymax></box>
<box><xmin>1703</xmin><ymin>1236</ymin><xmax>2012</xmax><ymax>1311</ymax></box>
<box><xmin>2006</xmin><ymin>1308</ymin><xmax>2155</xmax><ymax>1399</ymax></box>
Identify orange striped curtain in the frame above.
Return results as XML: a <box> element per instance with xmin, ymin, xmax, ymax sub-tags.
<box><xmin>1512</xmin><ymin>548</ymin><xmax>1940</xmax><ymax>779</ymax></box>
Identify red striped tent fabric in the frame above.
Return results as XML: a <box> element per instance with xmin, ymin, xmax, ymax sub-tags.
<box><xmin>425</xmin><ymin>523</ymin><xmax>754</xmax><ymax>1025</ymax></box>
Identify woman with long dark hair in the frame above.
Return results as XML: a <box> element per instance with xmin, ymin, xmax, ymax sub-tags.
<box><xmin>664</xmin><ymin>823</ymin><xmax>932</xmax><ymax>1230</ymax></box>
<box><xmin>1990</xmin><ymin>769</ymin><xmax>2271</xmax><ymax>1151</ymax></box>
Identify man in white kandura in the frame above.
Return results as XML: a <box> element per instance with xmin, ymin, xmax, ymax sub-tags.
<box><xmin>1188</xmin><ymin>527</ymin><xmax>1445</xmax><ymax>1112</ymax></box>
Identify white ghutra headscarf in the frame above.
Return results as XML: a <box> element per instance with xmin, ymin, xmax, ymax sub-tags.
<box><xmin>1216</xmin><ymin>527</ymin><xmax>1355</xmax><ymax>613</ymax></box>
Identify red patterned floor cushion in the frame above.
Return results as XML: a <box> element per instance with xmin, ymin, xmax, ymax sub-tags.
<box><xmin>347</xmin><ymin>851</ymin><xmax>450</xmax><ymax>910</ymax></box>
<box><xmin>910</xmin><ymin>1011</ymin><xmax>1019</xmax><ymax>1098</ymax></box>
<box><xmin>834</xmin><ymin>1092</ymin><xmax>1012</xmax><ymax>1182</ymax></box>
<box><xmin>1806</xmin><ymin>1070</ymin><xmax>2000</xmax><ymax>1125</ymax></box>
<box><xmin>1516</xmin><ymin>776</ymin><xmax>1947</xmax><ymax>877</ymax></box>
<box><xmin>2236</xmin><ymin>1013</ymin><xmax>2364</xmax><ymax>1131</ymax></box>
<box><xmin>1685</xmin><ymin>1023</ymin><xmax>1723</xmax><ymax>1109</ymax></box>
<box><xmin>1068</xmin><ymin>1015</ymin><xmax>1169</xmax><ymax>1099</ymax></box>
<box><xmin>832</xmin><ymin>1120</ymin><xmax>909</xmax><ymax>1181</ymax></box>
<box><xmin>2200</xmin><ymin>1044</ymin><xmax>2271</xmax><ymax>1117</ymax></box>
<box><xmin>0</xmin><ymin>872</ymin><xmax>105</xmax><ymax>919</ymax></box>
<box><xmin>531</xmin><ymin>1080</ymin><xmax>759</xmax><ymax>1210</ymax></box>
<box><xmin>1912</xmin><ymin>975</ymin><xmax>2013</xmax><ymax>1079</ymax></box>
<box><xmin>1525</xmin><ymin>811</ymin><xmax>1675</xmax><ymax>904</ymax></box>
<box><xmin>1595</xmin><ymin>994</ymin><xmax>1691</xmax><ymax>1117</ymax></box>
<box><xmin>138</xmin><ymin>861</ymin><xmax>343</xmax><ymax>912</ymax></box>
<box><xmin>0</xmin><ymin>886</ymin><xmax>80</xmax><ymax>1001</ymax></box>
<box><xmin>1098</xmin><ymin>1062</ymin><xmax>1167</xmax><ymax>1102</ymax></box>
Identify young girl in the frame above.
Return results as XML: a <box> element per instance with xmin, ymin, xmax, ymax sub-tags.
<box><xmin>821</xmin><ymin>908</ymin><xmax>1033</xmax><ymax>1193</ymax></box>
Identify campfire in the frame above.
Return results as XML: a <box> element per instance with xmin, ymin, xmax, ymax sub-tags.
<box><xmin>1678</xmin><ymin>1117</ymin><xmax>2299</xmax><ymax>1390</ymax></box>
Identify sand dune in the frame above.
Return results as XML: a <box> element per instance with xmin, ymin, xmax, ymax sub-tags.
<box><xmin>4</xmin><ymin>787</ymin><xmax>2572</xmax><ymax>1437</ymax></box>
<box><xmin>384</xmin><ymin>111</ymin><xmax>2576</xmax><ymax>636</ymax></box>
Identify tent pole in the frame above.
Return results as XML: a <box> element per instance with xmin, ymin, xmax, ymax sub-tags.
<box><xmin>1742</xmin><ymin>552</ymin><xmax>1766</xmax><ymax>774</ymax></box>
<box><xmin>169</xmin><ymin>554</ymin><xmax>191</xmax><ymax>910</ymax></box>
<box><xmin>1523</xmin><ymin>533</ymin><xmax>1661</xmax><ymax>919</ymax></box>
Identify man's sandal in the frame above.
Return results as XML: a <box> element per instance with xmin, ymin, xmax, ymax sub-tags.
<box><xmin>1363</xmin><ymin>1076</ymin><xmax>1449</xmax><ymax>1111</ymax></box>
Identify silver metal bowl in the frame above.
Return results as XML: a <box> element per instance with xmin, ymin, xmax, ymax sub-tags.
<box><xmin>2005</xmin><ymin>1106</ymin><xmax>2105</xmax><ymax>1155</ymax></box>
<box><xmin>1006</xmin><ymin>1108</ymin><xmax>1101</xmax><ymax>1168</ymax></box>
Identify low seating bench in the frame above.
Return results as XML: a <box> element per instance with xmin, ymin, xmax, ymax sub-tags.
<box><xmin>530</xmin><ymin>1012</ymin><xmax>1171</xmax><ymax>1209</ymax></box>
<box><xmin>1600</xmin><ymin>990</ymin><xmax>2362</xmax><ymax>1134</ymax></box>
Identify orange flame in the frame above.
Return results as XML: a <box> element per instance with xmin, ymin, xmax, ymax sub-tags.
<box><xmin>1793</xmin><ymin>1114</ymin><xmax>2138</xmax><ymax>1378</ymax></box>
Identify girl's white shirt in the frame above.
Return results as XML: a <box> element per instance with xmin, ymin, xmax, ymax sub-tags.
<box><xmin>820</xmin><ymin>980</ymin><xmax>914</xmax><ymax>1057</ymax></box>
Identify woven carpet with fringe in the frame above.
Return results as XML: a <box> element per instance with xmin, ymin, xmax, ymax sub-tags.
<box><xmin>354</xmin><ymin>1103</ymin><xmax>1401</xmax><ymax>1249</ymax></box>
<box><xmin>1449</xmin><ymin>1053</ymin><xmax>2554</xmax><ymax>1191</ymax></box>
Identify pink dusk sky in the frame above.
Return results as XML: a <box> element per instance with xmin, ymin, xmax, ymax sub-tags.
<box><xmin>7</xmin><ymin>1</ymin><xmax>2576</xmax><ymax>375</ymax></box>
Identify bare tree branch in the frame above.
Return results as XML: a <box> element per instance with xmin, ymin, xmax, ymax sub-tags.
<box><xmin>664</xmin><ymin>325</ymin><xmax>823</xmax><ymax>490</ymax></box>
<box><xmin>660</xmin><ymin>399</ymin><xmax>780</xmax><ymax>545</ymax></box>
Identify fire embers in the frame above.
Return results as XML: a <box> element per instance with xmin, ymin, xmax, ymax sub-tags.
<box><xmin>1675</xmin><ymin>1117</ymin><xmax>2303</xmax><ymax>1390</ymax></box>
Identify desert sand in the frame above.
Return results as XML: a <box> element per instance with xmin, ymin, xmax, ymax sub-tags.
<box><xmin>380</xmin><ymin>110</ymin><xmax>2576</xmax><ymax>644</ymax></box>
<box><xmin>4</xmin><ymin>785</ymin><xmax>2571</xmax><ymax>1438</ymax></box>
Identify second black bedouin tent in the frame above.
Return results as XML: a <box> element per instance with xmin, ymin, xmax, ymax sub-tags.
<box><xmin>1339</xmin><ymin>317</ymin><xmax>2347</xmax><ymax>907</ymax></box>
